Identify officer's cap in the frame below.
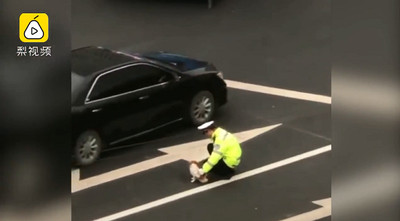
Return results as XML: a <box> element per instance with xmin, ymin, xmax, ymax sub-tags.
<box><xmin>197</xmin><ymin>121</ymin><xmax>215</xmax><ymax>130</ymax></box>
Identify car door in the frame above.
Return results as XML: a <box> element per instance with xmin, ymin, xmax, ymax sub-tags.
<box><xmin>135</xmin><ymin>64</ymin><xmax>183</xmax><ymax>130</ymax></box>
<box><xmin>84</xmin><ymin>64</ymin><xmax>157</xmax><ymax>145</ymax></box>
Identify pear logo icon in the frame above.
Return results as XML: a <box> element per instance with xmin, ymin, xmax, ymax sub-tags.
<box><xmin>19</xmin><ymin>13</ymin><xmax>48</xmax><ymax>42</ymax></box>
<box><xmin>24</xmin><ymin>16</ymin><xmax>44</xmax><ymax>39</ymax></box>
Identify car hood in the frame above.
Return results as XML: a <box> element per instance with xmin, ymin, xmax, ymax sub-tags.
<box><xmin>140</xmin><ymin>51</ymin><xmax>216</xmax><ymax>73</ymax></box>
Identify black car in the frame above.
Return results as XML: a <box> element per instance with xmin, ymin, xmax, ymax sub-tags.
<box><xmin>72</xmin><ymin>46</ymin><xmax>227</xmax><ymax>165</ymax></box>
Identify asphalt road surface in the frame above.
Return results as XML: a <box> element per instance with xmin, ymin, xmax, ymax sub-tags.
<box><xmin>71</xmin><ymin>0</ymin><xmax>331</xmax><ymax>220</ymax></box>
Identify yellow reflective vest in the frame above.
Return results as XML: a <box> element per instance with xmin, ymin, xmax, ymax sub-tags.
<box><xmin>202</xmin><ymin>127</ymin><xmax>242</xmax><ymax>173</ymax></box>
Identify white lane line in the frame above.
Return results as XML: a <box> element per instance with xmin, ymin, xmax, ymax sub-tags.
<box><xmin>94</xmin><ymin>145</ymin><xmax>331</xmax><ymax>221</ymax></box>
<box><xmin>71</xmin><ymin>169</ymin><xmax>80</xmax><ymax>192</ymax></box>
<box><xmin>279</xmin><ymin>198</ymin><xmax>331</xmax><ymax>221</ymax></box>
<box><xmin>226</xmin><ymin>80</ymin><xmax>331</xmax><ymax>104</ymax></box>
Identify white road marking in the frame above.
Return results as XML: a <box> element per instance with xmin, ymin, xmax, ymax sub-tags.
<box><xmin>72</xmin><ymin>124</ymin><xmax>282</xmax><ymax>193</ymax></box>
<box><xmin>279</xmin><ymin>198</ymin><xmax>331</xmax><ymax>221</ymax></box>
<box><xmin>225</xmin><ymin>80</ymin><xmax>331</xmax><ymax>104</ymax></box>
<box><xmin>94</xmin><ymin>145</ymin><xmax>331</xmax><ymax>221</ymax></box>
<box><xmin>71</xmin><ymin>169</ymin><xmax>80</xmax><ymax>192</ymax></box>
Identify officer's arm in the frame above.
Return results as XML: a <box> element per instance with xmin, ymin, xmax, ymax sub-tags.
<box><xmin>202</xmin><ymin>147</ymin><xmax>224</xmax><ymax>173</ymax></box>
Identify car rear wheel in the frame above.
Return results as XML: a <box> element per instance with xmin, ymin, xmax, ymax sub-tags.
<box><xmin>74</xmin><ymin>130</ymin><xmax>102</xmax><ymax>166</ymax></box>
<box><xmin>189</xmin><ymin>90</ymin><xmax>215</xmax><ymax>125</ymax></box>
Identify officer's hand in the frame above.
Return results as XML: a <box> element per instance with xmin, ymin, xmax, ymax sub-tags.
<box><xmin>198</xmin><ymin>174</ymin><xmax>208</xmax><ymax>183</ymax></box>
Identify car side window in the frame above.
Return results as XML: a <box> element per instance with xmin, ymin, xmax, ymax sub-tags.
<box><xmin>87</xmin><ymin>64</ymin><xmax>174</xmax><ymax>101</ymax></box>
<box><xmin>142</xmin><ymin>65</ymin><xmax>175</xmax><ymax>84</ymax></box>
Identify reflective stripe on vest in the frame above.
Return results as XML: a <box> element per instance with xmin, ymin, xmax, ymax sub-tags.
<box><xmin>214</xmin><ymin>150</ymin><xmax>223</xmax><ymax>156</ymax></box>
<box><xmin>206</xmin><ymin>161</ymin><xmax>215</xmax><ymax>167</ymax></box>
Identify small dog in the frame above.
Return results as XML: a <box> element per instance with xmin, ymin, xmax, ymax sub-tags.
<box><xmin>189</xmin><ymin>161</ymin><xmax>208</xmax><ymax>183</ymax></box>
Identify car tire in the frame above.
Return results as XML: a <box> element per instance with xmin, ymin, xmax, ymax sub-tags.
<box><xmin>74</xmin><ymin>130</ymin><xmax>103</xmax><ymax>166</ymax></box>
<box><xmin>188</xmin><ymin>90</ymin><xmax>215</xmax><ymax>125</ymax></box>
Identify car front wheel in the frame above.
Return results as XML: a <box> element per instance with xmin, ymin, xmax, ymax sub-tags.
<box><xmin>189</xmin><ymin>90</ymin><xmax>215</xmax><ymax>125</ymax></box>
<box><xmin>74</xmin><ymin>130</ymin><xmax>102</xmax><ymax>166</ymax></box>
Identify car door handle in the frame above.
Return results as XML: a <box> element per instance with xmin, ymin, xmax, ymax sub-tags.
<box><xmin>91</xmin><ymin>108</ymin><xmax>102</xmax><ymax>113</ymax></box>
<box><xmin>138</xmin><ymin>95</ymin><xmax>150</xmax><ymax>100</ymax></box>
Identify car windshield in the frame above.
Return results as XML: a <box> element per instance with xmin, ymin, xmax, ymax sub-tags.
<box><xmin>72</xmin><ymin>72</ymin><xmax>85</xmax><ymax>104</ymax></box>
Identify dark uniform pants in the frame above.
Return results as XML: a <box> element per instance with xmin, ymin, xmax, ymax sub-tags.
<box><xmin>203</xmin><ymin>143</ymin><xmax>235</xmax><ymax>178</ymax></box>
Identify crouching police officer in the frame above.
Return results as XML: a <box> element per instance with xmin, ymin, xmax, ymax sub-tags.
<box><xmin>196</xmin><ymin>121</ymin><xmax>242</xmax><ymax>182</ymax></box>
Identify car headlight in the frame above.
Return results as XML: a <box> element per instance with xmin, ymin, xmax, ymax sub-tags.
<box><xmin>217</xmin><ymin>71</ymin><xmax>224</xmax><ymax>80</ymax></box>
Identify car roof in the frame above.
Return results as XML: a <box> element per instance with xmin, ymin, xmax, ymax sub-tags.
<box><xmin>141</xmin><ymin>51</ymin><xmax>208</xmax><ymax>72</ymax></box>
<box><xmin>72</xmin><ymin>46</ymin><xmax>139</xmax><ymax>76</ymax></box>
